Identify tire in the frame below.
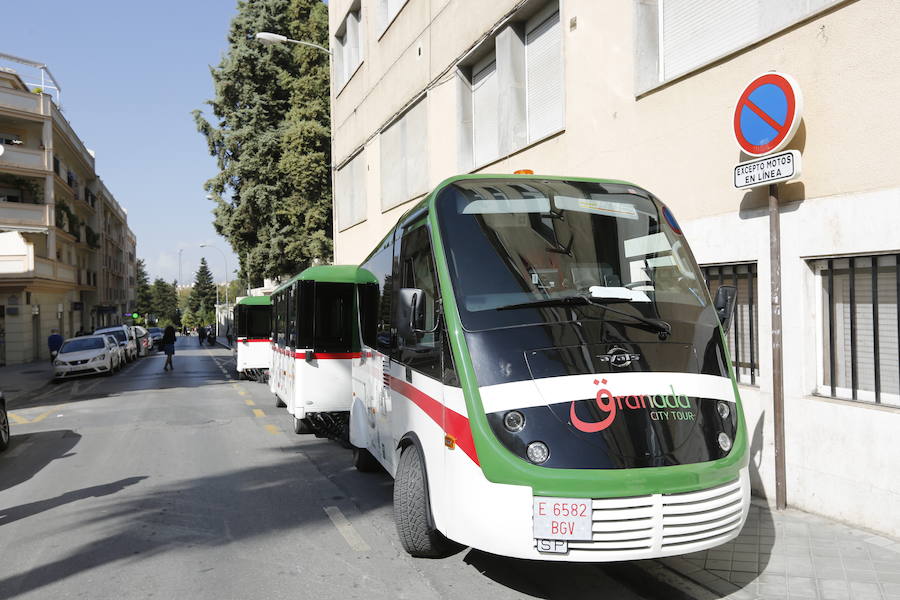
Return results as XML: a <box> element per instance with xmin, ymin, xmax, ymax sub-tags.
<box><xmin>275</xmin><ymin>395</ymin><xmax>286</xmax><ymax>408</ymax></box>
<box><xmin>0</xmin><ymin>404</ymin><xmax>9</xmax><ymax>452</ymax></box>
<box><xmin>393</xmin><ymin>445</ymin><xmax>458</xmax><ymax>558</ymax></box>
<box><xmin>293</xmin><ymin>416</ymin><xmax>313</xmax><ymax>434</ymax></box>
<box><xmin>353</xmin><ymin>447</ymin><xmax>381</xmax><ymax>472</ymax></box>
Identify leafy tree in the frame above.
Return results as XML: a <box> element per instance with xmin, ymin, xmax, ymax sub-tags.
<box><xmin>194</xmin><ymin>0</ymin><xmax>331</xmax><ymax>285</ymax></box>
<box><xmin>188</xmin><ymin>258</ymin><xmax>217</xmax><ymax>315</ymax></box>
<box><xmin>150</xmin><ymin>278</ymin><xmax>180</xmax><ymax>324</ymax></box>
<box><xmin>135</xmin><ymin>259</ymin><xmax>153</xmax><ymax>316</ymax></box>
<box><xmin>182</xmin><ymin>307</ymin><xmax>199</xmax><ymax>329</ymax></box>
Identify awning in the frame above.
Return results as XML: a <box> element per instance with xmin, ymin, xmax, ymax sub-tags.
<box><xmin>0</xmin><ymin>225</ymin><xmax>49</xmax><ymax>234</ymax></box>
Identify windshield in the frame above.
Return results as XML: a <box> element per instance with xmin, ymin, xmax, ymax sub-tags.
<box><xmin>98</xmin><ymin>330</ymin><xmax>127</xmax><ymax>343</ymax></box>
<box><xmin>243</xmin><ymin>306</ymin><xmax>272</xmax><ymax>339</ymax></box>
<box><xmin>435</xmin><ymin>179</ymin><xmax>717</xmax><ymax>332</ymax></box>
<box><xmin>60</xmin><ymin>337</ymin><xmax>105</xmax><ymax>353</ymax></box>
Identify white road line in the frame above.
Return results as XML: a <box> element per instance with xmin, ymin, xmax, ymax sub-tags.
<box><xmin>323</xmin><ymin>506</ymin><xmax>371</xmax><ymax>552</ymax></box>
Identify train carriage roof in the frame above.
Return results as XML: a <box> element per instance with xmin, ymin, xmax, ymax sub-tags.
<box><xmin>235</xmin><ymin>295</ymin><xmax>271</xmax><ymax>307</ymax></box>
<box><xmin>272</xmin><ymin>265</ymin><xmax>377</xmax><ymax>295</ymax></box>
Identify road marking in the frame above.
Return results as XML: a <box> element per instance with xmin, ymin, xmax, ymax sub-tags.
<box><xmin>8</xmin><ymin>408</ymin><xmax>55</xmax><ymax>424</ymax></box>
<box><xmin>29</xmin><ymin>410</ymin><xmax>53</xmax><ymax>423</ymax></box>
<box><xmin>252</xmin><ymin>409</ymin><xmax>265</xmax><ymax>417</ymax></box>
<box><xmin>237</xmin><ymin>389</ymin><xmax>247</xmax><ymax>396</ymax></box>
<box><xmin>264</xmin><ymin>424</ymin><xmax>281</xmax><ymax>435</ymax></box>
<box><xmin>244</xmin><ymin>399</ymin><xmax>256</xmax><ymax>406</ymax></box>
<box><xmin>8</xmin><ymin>412</ymin><xmax>29</xmax><ymax>425</ymax></box>
<box><xmin>323</xmin><ymin>506</ymin><xmax>371</xmax><ymax>552</ymax></box>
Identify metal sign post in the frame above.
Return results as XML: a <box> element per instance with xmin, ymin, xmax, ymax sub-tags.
<box><xmin>733</xmin><ymin>72</ymin><xmax>802</xmax><ymax>511</ymax></box>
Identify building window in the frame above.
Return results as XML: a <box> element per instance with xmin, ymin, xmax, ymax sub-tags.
<box><xmin>525</xmin><ymin>8</ymin><xmax>563</xmax><ymax>142</ymax></box>
<box><xmin>702</xmin><ymin>263</ymin><xmax>759</xmax><ymax>385</ymax></box>
<box><xmin>335</xmin><ymin>149</ymin><xmax>367</xmax><ymax>231</ymax></box>
<box><xmin>635</xmin><ymin>0</ymin><xmax>844</xmax><ymax>94</ymax></box>
<box><xmin>334</xmin><ymin>4</ymin><xmax>363</xmax><ymax>89</ymax></box>
<box><xmin>813</xmin><ymin>255</ymin><xmax>899</xmax><ymax>407</ymax></box>
<box><xmin>462</xmin><ymin>1</ymin><xmax>563</xmax><ymax>169</ymax></box>
<box><xmin>380</xmin><ymin>97</ymin><xmax>427</xmax><ymax>211</ymax></box>
<box><xmin>376</xmin><ymin>0</ymin><xmax>407</xmax><ymax>35</ymax></box>
<box><xmin>472</xmin><ymin>55</ymin><xmax>499</xmax><ymax>167</ymax></box>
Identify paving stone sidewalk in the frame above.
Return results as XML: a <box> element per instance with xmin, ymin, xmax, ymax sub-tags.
<box><xmin>648</xmin><ymin>499</ymin><xmax>900</xmax><ymax>600</ymax></box>
<box><xmin>0</xmin><ymin>359</ymin><xmax>55</xmax><ymax>404</ymax></box>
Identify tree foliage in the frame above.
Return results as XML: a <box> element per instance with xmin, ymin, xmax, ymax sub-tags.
<box><xmin>150</xmin><ymin>278</ymin><xmax>180</xmax><ymax>325</ymax></box>
<box><xmin>188</xmin><ymin>258</ymin><xmax>218</xmax><ymax>316</ymax></box>
<box><xmin>194</xmin><ymin>0</ymin><xmax>331</xmax><ymax>285</ymax></box>
<box><xmin>135</xmin><ymin>259</ymin><xmax>153</xmax><ymax>317</ymax></box>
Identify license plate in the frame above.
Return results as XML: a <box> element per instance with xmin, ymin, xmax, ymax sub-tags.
<box><xmin>533</xmin><ymin>497</ymin><xmax>593</xmax><ymax>541</ymax></box>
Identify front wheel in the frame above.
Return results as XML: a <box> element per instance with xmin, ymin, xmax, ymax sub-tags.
<box><xmin>0</xmin><ymin>404</ymin><xmax>10</xmax><ymax>451</ymax></box>
<box><xmin>393</xmin><ymin>445</ymin><xmax>458</xmax><ymax>558</ymax></box>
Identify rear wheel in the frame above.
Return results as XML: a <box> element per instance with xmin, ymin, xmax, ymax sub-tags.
<box><xmin>0</xmin><ymin>404</ymin><xmax>10</xmax><ymax>451</ymax></box>
<box><xmin>393</xmin><ymin>445</ymin><xmax>458</xmax><ymax>558</ymax></box>
<box><xmin>293</xmin><ymin>416</ymin><xmax>313</xmax><ymax>434</ymax></box>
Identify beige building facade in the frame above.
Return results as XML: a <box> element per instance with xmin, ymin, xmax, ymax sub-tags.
<box><xmin>328</xmin><ymin>0</ymin><xmax>900</xmax><ymax>537</ymax></box>
<box><xmin>0</xmin><ymin>61</ymin><xmax>136</xmax><ymax>365</ymax></box>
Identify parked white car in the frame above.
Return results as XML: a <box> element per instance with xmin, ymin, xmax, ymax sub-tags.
<box><xmin>94</xmin><ymin>325</ymin><xmax>137</xmax><ymax>362</ymax></box>
<box><xmin>102</xmin><ymin>334</ymin><xmax>126</xmax><ymax>369</ymax></box>
<box><xmin>53</xmin><ymin>335</ymin><xmax>120</xmax><ymax>379</ymax></box>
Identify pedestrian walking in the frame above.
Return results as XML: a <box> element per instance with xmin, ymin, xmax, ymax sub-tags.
<box><xmin>47</xmin><ymin>329</ymin><xmax>64</xmax><ymax>363</ymax></box>
<box><xmin>198</xmin><ymin>325</ymin><xmax>207</xmax><ymax>346</ymax></box>
<box><xmin>162</xmin><ymin>325</ymin><xmax>177</xmax><ymax>371</ymax></box>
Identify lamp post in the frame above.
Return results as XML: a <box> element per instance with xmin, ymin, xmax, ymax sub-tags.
<box><xmin>255</xmin><ymin>32</ymin><xmax>332</xmax><ymax>55</ymax></box>
<box><xmin>200</xmin><ymin>244</ymin><xmax>229</xmax><ymax>337</ymax></box>
<box><xmin>178</xmin><ymin>248</ymin><xmax>184</xmax><ymax>285</ymax></box>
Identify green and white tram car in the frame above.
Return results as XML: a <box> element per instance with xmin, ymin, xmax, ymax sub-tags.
<box><xmin>232</xmin><ymin>295</ymin><xmax>273</xmax><ymax>380</ymax></box>
<box><xmin>349</xmin><ymin>174</ymin><xmax>748</xmax><ymax>561</ymax></box>
<box><xmin>270</xmin><ymin>265</ymin><xmax>377</xmax><ymax>438</ymax></box>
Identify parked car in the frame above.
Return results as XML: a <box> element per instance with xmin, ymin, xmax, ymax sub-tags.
<box><xmin>147</xmin><ymin>327</ymin><xmax>164</xmax><ymax>349</ymax></box>
<box><xmin>53</xmin><ymin>335</ymin><xmax>120</xmax><ymax>379</ymax></box>
<box><xmin>0</xmin><ymin>390</ymin><xmax>9</xmax><ymax>452</ymax></box>
<box><xmin>103</xmin><ymin>334</ymin><xmax>126</xmax><ymax>369</ymax></box>
<box><xmin>132</xmin><ymin>326</ymin><xmax>151</xmax><ymax>356</ymax></box>
<box><xmin>94</xmin><ymin>325</ymin><xmax>137</xmax><ymax>362</ymax></box>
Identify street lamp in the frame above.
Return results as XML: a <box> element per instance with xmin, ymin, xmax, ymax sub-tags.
<box><xmin>254</xmin><ymin>31</ymin><xmax>331</xmax><ymax>55</ymax></box>
<box><xmin>200</xmin><ymin>244</ymin><xmax>229</xmax><ymax>337</ymax></box>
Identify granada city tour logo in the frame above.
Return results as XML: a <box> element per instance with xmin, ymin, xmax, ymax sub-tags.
<box><xmin>569</xmin><ymin>378</ymin><xmax>696</xmax><ymax>433</ymax></box>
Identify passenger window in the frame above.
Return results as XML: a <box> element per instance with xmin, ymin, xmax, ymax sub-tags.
<box><xmin>396</xmin><ymin>225</ymin><xmax>442</xmax><ymax>379</ymax></box>
<box><xmin>314</xmin><ymin>282</ymin><xmax>354</xmax><ymax>352</ymax></box>
<box><xmin>297</xmin><ymin>280</ymin><xmax>314</xmax><ymax>348</ymax></box>
<box><xmin>361</xmin><ymin>246</ymin><xmax>395</xmax><ymax>353</ymax></box>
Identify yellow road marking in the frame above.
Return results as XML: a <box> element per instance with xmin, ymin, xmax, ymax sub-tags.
<box><xmin>252</xmin><ymin>409</ymin><xmax>265</xmax><ymax>417</ymax></box>
<box><xmin>237</xmin><ymin>389</ymin><xmax>247</xmax><ymax>396</ymax></box>
<box><xmin>8</xmin><ymin>409</ymin><xmax>55</xmax><ymax>425</ymax></box>
<box><xmin>323</xmin><ymin>506</ymin><xmax>371</xmax><ymax>552</ymax></box>
<box><xmin>244</xmin><ymin>398</ymin><xmax>256</xmax><ymax>406</ymax></box>
<box><xmin>30</xmin><ymin>410</ymin><xmax>52</xmax><ymax>423</ymax></box>
<box><xmin>264</xmin><ymin>424</ymin><xmax>280</xmax><ymax>434</ymax></box>
<box><xmin>8</xmin><ymin>412</ymin><xmax>29</xmax><ymax>425</ymax></box>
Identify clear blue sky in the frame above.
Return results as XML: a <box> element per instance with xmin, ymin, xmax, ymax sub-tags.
<box><xmin>3</xmin><ymin>0</ymin><xmax>243</xmax><ymax>286</ymax></box>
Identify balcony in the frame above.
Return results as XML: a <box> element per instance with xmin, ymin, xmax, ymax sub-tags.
<box><xmin>0</xmin><ymin>201</ymin><xmax>52</xmax><ymax>231</ymax></box>
<box><xmin>0</xmin><ymin>145</ymin><xmax>49</xmax><ymax>172</ymax></box>
<box><xmin>0</xmin><ymin>85</ymin><xmax>50</xmax><ymax>117</ymax></box>
<box><xmin>0</xmin><ymin>235</ymin><xmax>76</xmax><ymax>285</ymax></box>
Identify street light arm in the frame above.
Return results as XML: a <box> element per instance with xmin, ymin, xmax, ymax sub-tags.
<box><xmin>255</xmin><ymin>31</ymin><xmax>331</xmax><ymax>55</ymax></box>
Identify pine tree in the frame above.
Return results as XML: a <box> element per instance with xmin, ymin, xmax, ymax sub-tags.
<box><xmin>135</xmin><ymin>259</ymin><xmax>153</xmax><ymax>316</ymax></box>
<box><xmin>194</xmin><ymin>0</ymin><xmax>331</xmax><ymax>284</ymax></box>
<box><xmin>189</xmin><ymin>258</ymin><xmax>218</xmax><ymax>316</ymax></box>
<box><xmin>150</xmin><ymin>278</ymin><xmax>180</xmax><ymax>324</ymax></box>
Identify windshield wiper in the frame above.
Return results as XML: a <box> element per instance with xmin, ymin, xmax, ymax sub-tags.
<box><xmin>496</xmin><ymin>295</ymin><xmax>671</xmax><ymax>338</ymax></box>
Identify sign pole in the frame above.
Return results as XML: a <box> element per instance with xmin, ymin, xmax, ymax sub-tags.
<box><xmin>769</xmin><ymin>182</ymin><xmax>787</xmax><ymax>510</ymax></box>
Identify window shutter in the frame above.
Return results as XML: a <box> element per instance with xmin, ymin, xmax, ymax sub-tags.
<box><xmin>472</xmin><ymin>57</ymin><xmax>499</xmax><ymax>166</ymax></box>
<box><xmin>336</xmin><ymin>151</ymin><xmax>366</xmax><ymax>230</ymax></box>
<box><xmin>526</xmin><ymin>10</ymin><xmax>563</xmax><ymax>142</ymax></box>
<box><xmin>381</xmin><ymin>98</ymin><xmax>427</xmax><ymax>210</ymax></box>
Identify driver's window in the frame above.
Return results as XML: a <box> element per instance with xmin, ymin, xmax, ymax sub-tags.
<box><xmin>397</xmin><ymin>224</ymin><xmax>441</xmax><ymax>379</ymax></box>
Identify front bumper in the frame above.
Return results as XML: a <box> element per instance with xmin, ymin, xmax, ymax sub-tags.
<box><xmin>54</xmin><ymin>362</ymin><xmax>111</xmax><ymax>378</ymax></box>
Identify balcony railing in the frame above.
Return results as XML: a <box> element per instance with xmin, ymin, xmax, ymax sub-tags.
<box><xmin>0</xmin><ymin>86</ymin><xmax>50</xmax><ymax>116</ymax></box>
<box><xmin>0</xmin><ymin>202</ymin><xmax>51</xmax><ymax>228</ymax></box>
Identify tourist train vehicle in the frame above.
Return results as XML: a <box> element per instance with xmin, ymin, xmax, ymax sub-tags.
<box><xmin>269</xmin><ymin>265</ymin><xmax>376</xmax><ymax>439</ymax></box>
<box><xmin>348</xmin><ymin>173</ymin><xmax>749</xmax><ymax>561</ymax></box>
<box><xmin>232</xmin><ymin>295</ymin><xmax>272</xmax><ymax>380</ymax></box>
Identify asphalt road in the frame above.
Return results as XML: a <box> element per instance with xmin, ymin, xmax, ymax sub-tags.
<box><xmin>0</xmin><ymin>336</ymin><xmax>676</xmax><ymax>600</ymax></box>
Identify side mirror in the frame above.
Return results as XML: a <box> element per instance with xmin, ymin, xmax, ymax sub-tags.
<box><xmin>397</xmin><ymin>288</ymin><xmax>426</xmax><ymax>341</ymax></box>
<box><xmin>714</xmin><ymin>285</ymin><xmax>738</xmax><ymax>334</ymax></box>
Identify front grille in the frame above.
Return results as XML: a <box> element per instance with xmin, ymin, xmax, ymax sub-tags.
<box><xmin>565</xmin><ymin>476</ymin><xmax>746</xmax><ymax>556</ymax></box>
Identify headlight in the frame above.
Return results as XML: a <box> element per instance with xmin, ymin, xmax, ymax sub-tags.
<box><xmin>91</xmin><ymin>354</ymin><xmax>106</xmax><ymax>362</ymax></box>
<box><xmin>718</xmin><ymin>432</ymin><xmax>732</xmax><ymax>452</ymax></box>
<box><xmin>503</xmin><ymin>410</ymin><xmax>525</xmax><ymax>432</ymax></box>
<box><xmin>526</xmin><ymin>441</ymin><xmax>550</xmax><ymax>464</ymax></box>
<box><xmin>54</xmin><ymin>360</ymin><xmax>64</xmax><ymax>366</ymax></box>
<box><xmin>717</xmin><ymin>401</ymin><xmax>731</xmax><ymax>419</ymax></box>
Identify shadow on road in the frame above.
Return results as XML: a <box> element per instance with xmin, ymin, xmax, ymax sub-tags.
<box><xmin>0</xmin><ymin>429</ymin><xmax>81</xmax><ymax>494</ymax></box>
<box><xmin>0</xmin><ymin>476</ymin><xmax>147</xmax><ymax>526</ymax></box>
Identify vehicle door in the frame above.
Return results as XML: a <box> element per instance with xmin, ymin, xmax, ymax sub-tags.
<box><xmin>388</xmin><ymin>223</ymin><xmax>445</xmax><ymax>476</ymax></box>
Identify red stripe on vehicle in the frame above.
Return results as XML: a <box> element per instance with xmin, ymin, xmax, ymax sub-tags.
<box><xmin>241</xmin><ymin>338</ymin><xmax>271</xmax><ymax>343</ymax></box>
<box><xmin>389</xmin><ymin>376</ymin><xmax>479</xmax><ymax>466</ymax></box>
<box><xmin>314</xmin><ymin>352</ymin><xmax>361</xmax><ymax>359</ymax></box>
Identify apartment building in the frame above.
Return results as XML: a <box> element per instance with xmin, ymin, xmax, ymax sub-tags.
<box><xmin>0</xmin><ymin>59</ymin><xmax>137</xmax><ymax>364</ymax></box>
<box><xmin>328</xmin><ymin>0</ymin><xmax>900</xmax><ymax>536</ymax></box>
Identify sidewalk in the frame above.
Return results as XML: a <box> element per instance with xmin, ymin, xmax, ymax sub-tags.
<box><xmin>0</xmin><ymin>359</ymin><xmax>55</xmax><ymax>405</ymax></box>
<box><xmin>644</xmin><ymin>499</ymin><xmax>900</xmax><ymax>600</ymax></box>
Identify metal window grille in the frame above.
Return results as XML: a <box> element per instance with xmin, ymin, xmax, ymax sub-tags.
<box><xmin>815</xmin><ymin>254</ymin><xmax>900</xmax><ymax>407</ymax></box>
<box><xmin>702</xmin><ymin>263</ymin><xmax>759</xmax><ymax>385</ymax></box>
